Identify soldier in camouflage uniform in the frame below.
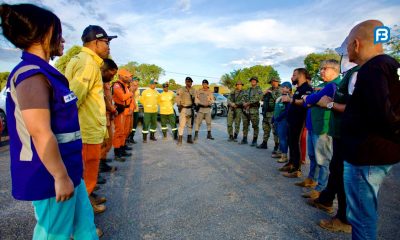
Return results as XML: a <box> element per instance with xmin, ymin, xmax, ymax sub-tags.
<box><xmin>257</xmin><ymin>78</ymin><xmax>281</xmax><ymax>151</ymax></box>
<box><xmin>240</xmin><ymin>76</ymin><xmax>263</xmax><ymax>146</ymax></box>
<box><xmin>227</xmin><ymin>81</ymin><xmax>245</xmax><ymax>142</ymax></box>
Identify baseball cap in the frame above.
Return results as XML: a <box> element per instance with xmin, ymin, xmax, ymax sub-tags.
<box><xmin>81</xmin><ymin>25</ymin><xmax>117</xmax><ymax>43</ymax></box>
<box><xmin>249</xmin><ymin>76</ymin><xmax>258</xmax><ymax>82</ymax></box>
<box><xmin>162</xmin><ymin>83</ymin><xmax>169</xmax><ymax>88</ymax></box>
<box><xmin>149</xmin><ymin>79</ymin><xmax>157</xmax><ymax>84</ymax></box>
<box><xmin>202</xmin><ymin>79</ymin><xmax>209</xmax><ymax>84</ymax></box>
<box><xmin>118</xmin><ymin>69</ymin><xmax>133</xmax><ymax>78</ymax></box>
<box><xmin>185</xmin><ymin>76</ymin><xmax>193</xmax><ymax>82</ymax></box>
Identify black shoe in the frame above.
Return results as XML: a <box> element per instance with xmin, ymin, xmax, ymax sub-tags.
<box><xmin>113</xmin><ymin>148</ymin><xmax>126</xmax><ymax>162</ymax></box>
<box><xmin>272</xmin><ymin>144</ymin><xmax>279</xmax><ymax>154</ymax></box>
<box><xmin>124</xmin><ymin>145</ymin><xmax>133</xmax><ymax>151</ymax></box>
<box><xmin>121</xmin><ymin>147</ymin><xmax>132</xmax><ymax>157</ymax></box>
<box><xmin>173</xmin><ymin>131</ymin><xmax>178</xmax><ymax>140</ymax></box>
<box><xmin>228</xmin><ymin>135</ymin><xmax>234</xmax><ymax>141</ymax></box>
<box><xmin>240</xmin><ymin>136</ymin><xmax>248</xmax><ymax>144</ymax></box>
<box><xmin>207</xmin><ymin>131</ymin><xmax>214</xmax><ymax>140</ymax></box>
<box><xmin>97</xmin><ymin>174</ymin><xmax>106</xmax><ymax>184</ymax></box>
<box><xmin>99</xmin><ymin>162</ymin><xmax>117</xmax><ymax>173</ymax></box>
<box><xmin>150</xmin><ymin>132</ymin><xmax>157</xmax><ymax>141</ymax></box>
<box><xmin>256</xmin><ymin>141</ymin><xmax>268</xmax><ymax>149</ymax></box>
<box><xmin>187</xmin><ymin>135</ymin><xmax>194</xmax><ymax>144</ymax></box>
<box><xmin>194</xmin><ymin>131</ymin><xmax>199</xmax><ymax>141</ymax></box>
<box><xmin>233</xmin><ymin>133</ymin><xmax>238</xmax><ymax>142</ymax></box>
<box><xmin>250</xmin><ymin>137</ymin><xmax>258</xmax><ymax>147</ymax></box>
<box><xmin>143</xmin><ymin>134</ymin><xmax>147</xmax><ymax>143</ymax></box>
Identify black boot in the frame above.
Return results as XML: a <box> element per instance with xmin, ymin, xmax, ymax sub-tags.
<box><xmin>240</xmin><ymin>136</ymin><xmax>248</xmax><ymax>144</ymax></box>
<box><xmin>228</xmin><ymin>135</ymin><xmax>234</xmax><ymax>141</ymax></box>
<box><xmin>129</xmin><ymin>131</ymin><xmax>135</xmax><ymax>144</ymax></box>
<box><xmin>194</xmin><ymin>131</ymin><xmax>199</xmax><ymax>141</ymax></box>
<box><xmin>99</xmin><ymin>161</ymin><xmax>117</xmax><ymax>173</ymax></box>
<box><xmin>233</xmin><ymin>133</ymin><xmax>238</xmax><ymax>142</ymax></box>
<box><xmin>177</xmin><ymin>135</ymin><xmax>183</xmax><ymax>145</ymax></box>
<box><xmin>207</xmin><ymin>131</ymin><xmax>214</xmax><ymax>140</ymax></box>
<box><xmin>162</xmin><ymin>131</ymin><xmax>167</xmax><ymax>139</ymax></box>
<box><xmin>97</xmin><ymin>174</ymin><xmax>106</xmax><ymax>184</ymax></box>
<box><xmin>150</xmin><ymin>132</ymin><xmax>157</xmax><ymax>141</ymax></box>
<box><xmin>272</xmin><ymin>144</ymin><xmax>279</xmax><ymax>154</ymax></box>
<box><xmin>187</xmin><ymin>135</ymin><xmax>194</xmax><ymax>144</ymax></box>
<box><xmin>257</xmin><ymin>141</ymin><xmax>268</xmax><ymax>149</ymax></box>
<box><xmin>143</xmin><ymin>133</ymin><xmax>147</xmax><ymax>143</ymax></box>
<box><xmin>250</xmin><ymin>137</ymin><xmax>258</xmax><ymax>147</ymax></box>
<box><xmin>121</xmin><ymin>146</ymin><xmax>132</xmax><ymax>157</ymax></box>
<box><xmin>125</xmin><ymin>144</ymin><xmax>133</xmax><ymax>151</ymax></box>
<box><xmin>113</xmin><ymin>148</ymin><xmax>125</xmax><ymax>162</ymax></box>
<box><xmin>173</xmin><ymin>131</ymin><xmax>178</xmax><ymax>140</ymax></box>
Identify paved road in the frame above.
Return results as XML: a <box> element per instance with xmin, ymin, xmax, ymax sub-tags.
<box><xmin>0</xmin><ymin>117</ymin><xmax>399</xmax><ymax>239</ymax></box>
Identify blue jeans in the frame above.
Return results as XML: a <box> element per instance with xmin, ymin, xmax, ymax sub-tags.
<box><xmin>309</xmin><ymin>132</ymin><xmax>333</xmax><ymax>191</ymax></box>
<box><xmin>344</xmin><ymin>162</ymin><xmax>393</xmax><ymax>240</ymax></box>
<box><xmin>32</xmin><ymin>180</ymin><xmax>98</xmax><ymax>240</ymax></box>
<box><xmin>307</xmin><ymin>130</ymin><xmax>318</xmax><ymax>181</ymax></box>
<box><xmin>276</xmin><ymin>119</ymin><xmax>288</xmax><ymax>154</ymax></box>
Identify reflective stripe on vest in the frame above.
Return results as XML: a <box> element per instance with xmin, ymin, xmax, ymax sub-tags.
<box><xmin>55</xmin><ymin>131</ymin><xmax>82</xmax><ymax>144</ymax></box>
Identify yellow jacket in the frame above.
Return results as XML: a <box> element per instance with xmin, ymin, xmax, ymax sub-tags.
<box><xmin>134</xmin><ymin>90</ymin><xmax>140</xmax><ymax>112</ymax></box>
<box><xmin>140</xmin><ymin>88</ymin><xmax>159</xmax><ymax>113</ymax></box>
<box><xmin>65</xmin><ymin>47</ymin><xmax>106</xmax><ymax>144</ymax></box>
<box><xmin>158</xmin><ymin>91</ymin><xmax>175</xmax><ymax>115</ymax></box>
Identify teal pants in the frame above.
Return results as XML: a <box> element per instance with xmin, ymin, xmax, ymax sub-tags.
<box><xmin>143</xmin><ymin>112</ymin><xmax>158</xmax><ymax>134</ymax></box>
<box><xmin>160</xmin><ymin>114</ymin><xmax>177</xmax><ymax>133</ymax></box>
<box><xmin>32</xmin><ymin>180</ymin><xmax>98</xmax><ymax>240</ymax></box>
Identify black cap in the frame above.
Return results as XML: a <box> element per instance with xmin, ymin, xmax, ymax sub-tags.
<box><xmin>249</xmin><ymin>76</ymin><xmax>258</xmax><ymax>82</ymax></box>
<box><xmin>202</xmin><ymin>79</ymin><xmax>209</xmax><ymax>84</ymax></box>
<box><xmin>81</xmin><ymin>25</ymin><xmax>117</xmax><ymax>43</ymax></box>
<box><xmin>185</xmin><ymin>76</ymin><xmax>193</xmax><ymax>82</ymax></box>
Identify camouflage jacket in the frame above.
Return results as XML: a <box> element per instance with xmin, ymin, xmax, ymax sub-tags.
<box><xmin>245</xmin><ymin>86</ymin><xmax>263</xmax><ymax>114</ymax></box>
<box><xmin>262</xmin><ymin>87</ymin><xmax>281</xmax><ymax>116</ymax></box>
<box><xmin>228</xmin><ymin>89</ymin><xmax>246</xmax><ymax>109</ymax></box>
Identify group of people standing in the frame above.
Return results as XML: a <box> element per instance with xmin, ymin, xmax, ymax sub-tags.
<box><xmin>1</xmin><ymin>3</ymin><xmax>399</xmax><ymax>240</ymax></box>
<box><xmin>226</xmin><ymin>20</ymin><xmax>400</xmax><ymax>240</ymax></box>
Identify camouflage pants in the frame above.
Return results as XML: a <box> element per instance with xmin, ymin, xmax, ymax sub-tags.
<box><xmin>227</xmin><ymin>108</ymin><xmax>242</xmax><ymax>136</ymax></box>
<box><xmin>262</xmin><ymin>114</ymin><xmax>279</xmax><ymax>145</ymax></box>
<box><xmin>242</xmin><ymin>110</ymin><xmax>259</xmax><ymax>138</ymax></box>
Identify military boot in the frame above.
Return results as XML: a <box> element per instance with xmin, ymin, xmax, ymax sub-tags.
<box><xmin>124</xmin><ymin>145</ymin><xmax>133</xmax><ymax>151</ymax></box>
<box><xmin>240</xmin><ymin>136</ymin><xmax>248</xmax><ymax>144</ymax></box>
<box><xmin>250</xmin><ymin>137</ymin><xmax>258</xmax><ymax>147</ymax></box>
<box><xmin>272</xmin><ymin>144</ymin><xmax>279</xmax><ymax>154</ymax></box>
<box><xmin>121</xmin><ymin>146</ymin><xmax>132</xmax><ymax>157</ymax></box>
<box><xmin>162</xmin><ymin>131</ymin><xmax>167</xmax><ymax>139</ymax></box>
<box><xmin>256</xmin><ymin>141</ymin><xmax>268</xmax><ymax>149</ymax></box>
<box><xmin>143</xmin><ymin>133</ymin><xmax>147</xmax><ymax>143</ymax></box>
<box><xmin>177</xmin><ymin>135</ymin><xmax>183</xmax><ymax>145</ymax></box>
<box><xmin>228</xmin><ymin>135</ymin><xmax>234</xmax><ymax>141</ymax></box>
<box><xmin>113</xmin><ymin>148</ymin><xmax>125</xmax><ymax>162</ymax></box>
<box><xmin>128</xmin><ymin>131</ymin><xmax>135</xmax><ymax>144</ymax></box>
<box><xmin>207</xmin><ymin>131</ymin><xmax>214</xmax><ymax>140</ymax></box>
<box><xmin>194</xmin><ymin>131</ymin><xmax>199</xmax><ymax>141</ymax></box>
<box><xmin>187</xmin><ymin>135</ymin><xmax>194</xmax><ymax>144</ymax></box>
<box><xmin>150</xmin><ymin>132</ymin><xmax>157</xmax><ymax>141</ymax></box>
<box><xmin>233</xmin><ymin>133</ymin><xmax>238</xmax><ymax>142</ymax></box>
<box><xmin>173</xmin><ymin>131</ymin><xmax>178</xmax><ymax>140</ymax></box>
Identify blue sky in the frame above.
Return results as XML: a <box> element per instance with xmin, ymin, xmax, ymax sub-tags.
<box><xmin>0</xmin><ymin>0</ymin><xmax>399</xmax><ymax>84</ymax></box>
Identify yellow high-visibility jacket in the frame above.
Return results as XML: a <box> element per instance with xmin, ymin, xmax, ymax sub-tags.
<box><xmin>140</xmin><ymin>88</ymin><xmax>159</xmax><ymax>113</ymax></box>
<box><xmin>158</xmin><ymin>91</ymin><xmax>175</xmax><ymax>115</ymax></box>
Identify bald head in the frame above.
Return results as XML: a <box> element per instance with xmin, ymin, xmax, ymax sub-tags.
<box><xmin>347</xmin><ymin>20</ymin><xmax>385</xmax><ymax>65</ymax></box>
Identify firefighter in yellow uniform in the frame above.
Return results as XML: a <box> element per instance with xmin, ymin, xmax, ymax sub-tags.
<box><xmin>158</xmin><ymin>83</ymin><xmax>178</xmax><ymax>140</ymax></box>
<box><xmin>139</xmin><ymin>80</ymin><xmax>159</xmax><ymax>142</ymax></box>
<box><xmin>194</xmin><ymin>79</ymin><xmax>215</xmax><ymax>140</ymax></box>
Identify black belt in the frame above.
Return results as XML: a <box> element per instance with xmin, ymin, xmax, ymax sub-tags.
<box><xmin>182</xmin><ymin>105</ymin><xmax>193</xmax><ymax>108</ymax></box>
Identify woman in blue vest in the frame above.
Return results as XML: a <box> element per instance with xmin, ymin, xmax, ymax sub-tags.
<box><xmin>0</xmin><ymin>3</ymin><xmax>99</xmax><ymax>239</ymax></box>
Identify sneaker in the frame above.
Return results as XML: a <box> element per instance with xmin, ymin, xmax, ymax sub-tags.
<box><xmin>302</xmin><ymin>189</ymin><xmax>320</xmax><ymax>199</ymax></box>
<box><xmin>319</xmin><ymin>217</ymin><xmax>352</xmax><ymax>233</ymax></box>
<box><xmin>277</xmin><ymin>154</ymin><xmax>288</xmax><ymax>163</ymax></box>
<box><xmin>295</xmin><ymin>178</ymin><xmax>317</xmax><ymax>188</ymax></box>
<box><xmin>282</xmin><ymin>169</ymin><xmax>302</xmax><ymax>178</ymax></box>
<box><xmin>278</xmin><ymin>163</ymin><xmax>293</xmax><ymax>172</ymax></box>
<box><xmin>90</xmin><ymin>193</ymin><xmax>107</xmax><ymax>205</ymax></box>
<box><xmin>306</xmin><ymin>198</ymin><xmax>334</xmax><ymax>214</ymax></box>
<box><xmin>271</xmin><ymin>152</ymin><xmax>282</xmax><ymax>158</ymax></box>
<box><xmin>90</xmin><ymin>201</ymin><xmax>106</xmax><ymax>214</ymax></box>
<box><xmin>96</xmin><ymin>227</ymin><xmax>104</xmax><ymax>238</ymax></box>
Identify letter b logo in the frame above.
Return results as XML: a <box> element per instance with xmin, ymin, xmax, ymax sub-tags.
<box><xmin>374</xmin><ymin>26</ymin><xmax>390</xmax><ymax>44</ymax></box>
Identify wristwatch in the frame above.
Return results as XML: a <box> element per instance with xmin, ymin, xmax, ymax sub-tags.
<box><xmin>327</xmin><ymin>102</ymin><xmax>334</xmax><ymax>109</ymax></box>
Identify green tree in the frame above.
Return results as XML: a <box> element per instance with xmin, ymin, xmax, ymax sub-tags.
<box><xmin>54</xmin><ymin>45</ymin><xmax>81</xmax><ymax>74</ymax></box>
<box><xmin>135</xmin><ymin>64</ymin><xmax>165</xmax><ymax>86</ymax></box>
<box><xmin>220</xmin><ymin>65</ymin><xmax>280</xmax><ymax>90</ymax></box>
<box><xmin>0</xmin><ymin>72</ymin><xmax>10</xmax><ymax>90</ymax></box>
<box><xmin>119</xmin><ymin>61</ymin><xmax>139</xmax><ymax>76</ymax></box>
<box><xmin>386</xmin><ymin>25</ymin><xmax>400</xmax><ymax>62</ymax></box>
<box><xmin>304</xmin><ymin>49</ymin><xmax>340</xmax><ymax>87</ymax></box>
<box><xmin>167</xmin><ymin>79</ymin><xmax>182</xmax><ymax>90</ymax></box>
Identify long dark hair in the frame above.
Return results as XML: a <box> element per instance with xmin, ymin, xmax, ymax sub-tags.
<box><xmin>0</xmin><ymin>3</ymin><xmax>62</xmax><ymax>58</ymax></box>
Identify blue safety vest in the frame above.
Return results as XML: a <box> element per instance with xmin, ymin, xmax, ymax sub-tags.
<box><xmin>6</xmin><ymin>52</ymin><xmax>83</xmax><ymax>201</ymax></box>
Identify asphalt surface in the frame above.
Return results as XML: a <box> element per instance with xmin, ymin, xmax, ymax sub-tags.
<box><xmin>0</xmin><ymin>116</ymin><xmax>399</xmax><ymax>240</ymax></box>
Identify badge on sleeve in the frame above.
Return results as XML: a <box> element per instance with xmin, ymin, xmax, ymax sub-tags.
<box><xmin>64</xmin><ymin>92</ymin><xmax>77</xmax><ymax>103</ymax></box>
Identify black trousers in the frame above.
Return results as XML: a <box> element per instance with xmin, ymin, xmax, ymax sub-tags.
<box><xmin>318</xmin><ymin>138</ymin><xmax>348</xmax><ymax>223</ymax></box>
<box><xmin>288</xmin><ymin>122</ymin><xmax>304</xmax><ymax>170</ymax></box>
